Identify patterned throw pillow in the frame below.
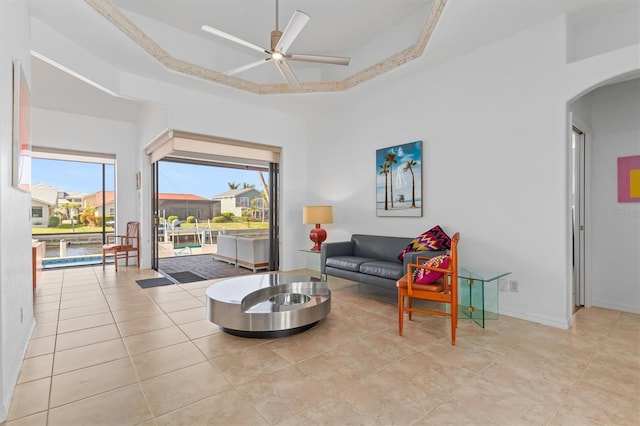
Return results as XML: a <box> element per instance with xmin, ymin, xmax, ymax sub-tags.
<box><xmin>398</xmin><ymin>225</ymin><xmax>451</xmax><ymax>261</ymax></box>
<box><xmin>412</xmin><ymin>255</ymin><xmax>450</xmax><ymax>284</ymax></box>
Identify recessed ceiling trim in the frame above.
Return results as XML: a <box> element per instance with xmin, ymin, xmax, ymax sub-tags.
<box><xmin>85</xmin><ymin>0</ymin><xmax>447</xmax><ymax>95</ymax></box>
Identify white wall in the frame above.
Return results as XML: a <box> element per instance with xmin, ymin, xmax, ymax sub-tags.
<box><xmin>309</xmin><ymin>16</ymin><xmax>570</xmax><ymax>327</ymax></box>
<box><xmin>120</xmin><ymin>74</ymin><xmax>311</xmax><ymax>271</ymax></box>
<box><xmin>31</xmin><ymin>109</ymin><xmax>139</xmax><ymax>240</ymax></box>
<box><xmin>308</xmin><ymin>16</ymin><xmax>639</xmax><ymax>328</ymax></box>
<box><xmin>584</xmin><ymin>79</ymin><xmax>639</xmax><ymax>312</ymax></box>
<box><xmin>134</xmin><ymin>101</ymin><xmax>169</xmax><ymax>268</ymax></box>
<box><xmin>0</xmin><ymin>1</ymin><xmax>34</xmax><ymax>421</ymax></box>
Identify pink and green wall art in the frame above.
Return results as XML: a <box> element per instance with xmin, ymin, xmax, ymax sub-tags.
<box><xmin>618</xmin><ymin>155</ymin><xmax>640</xmax><ymax>203</ymax></box>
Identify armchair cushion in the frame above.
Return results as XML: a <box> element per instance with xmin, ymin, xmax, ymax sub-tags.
<box><xmin>412</xmin><ymin>254</ymin><xmax>450</xmax><ymax>284</ymax></box>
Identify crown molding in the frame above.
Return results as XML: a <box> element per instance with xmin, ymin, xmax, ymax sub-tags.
<box><xmin>85</xmin><ymin>0</ymin><xmax>447</xmax><ymax>95</ymax></box>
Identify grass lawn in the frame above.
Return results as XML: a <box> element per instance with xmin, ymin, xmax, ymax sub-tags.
<box><xmin>179</xmin><ymin>222</ymin><xmax>269</xmax><ymax>231</ymax></box>
<box><xmin>32</xmin><ymin>225</ymin><xmax>114</xmax><ymax>235</ymax></box>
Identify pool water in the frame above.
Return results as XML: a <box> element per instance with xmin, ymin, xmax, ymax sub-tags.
<box><xmin>45</xmin><ymin>243</ymin><xmax>103</xmax><ymax>258</ymax></box>
<box><xmin>43</xmin><ymin>255</ymin><xmax>113</xmax><ymax>269</ymax></box>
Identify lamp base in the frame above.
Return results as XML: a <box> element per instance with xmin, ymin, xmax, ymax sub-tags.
<box><xmin>309</xmin><ymin>224</ymin><xmax>327</xmax><ymax>252</ymax></box>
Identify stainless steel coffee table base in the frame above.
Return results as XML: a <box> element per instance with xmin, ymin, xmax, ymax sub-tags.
<box><xmin>206</xmin><ymin>274</ymin><xmax>331</xmax><ymax>338</ymax></box>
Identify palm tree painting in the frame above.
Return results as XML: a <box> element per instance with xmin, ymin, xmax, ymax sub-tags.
<box><xmin>376</xmin><ymin>141</ymin><xmax>422</xmax><ymax>217</ymax></box>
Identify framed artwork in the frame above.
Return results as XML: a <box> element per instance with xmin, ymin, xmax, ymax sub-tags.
<box><xmin>376</xmin><ymin>141</ymin><xmax>422</xmax><ymax>217</ymax></box>
<box><xmin>13</xmin><ymin>60</ymin><xmax>31</xmax><ymax>192</ymax></box>
<box><xmin>618</xmin><ymin>155</ymin><xmax>640</xmax><ymax>202</ymax></box>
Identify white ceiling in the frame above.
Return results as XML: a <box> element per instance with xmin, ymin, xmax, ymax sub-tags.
<box><xmin>26</xmin><ymin>0</ymin><xmax>640</xmax><ymax>121</ymax></box>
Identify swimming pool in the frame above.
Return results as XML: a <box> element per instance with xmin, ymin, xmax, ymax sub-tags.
<box><xmin>43</xmin><ymin>255</ymin><xmax>113</xmax><ymax>269</ymax></box>
<box><xmin>44</xmin><ymin>243</ymin><xmax>103</xmax><ymax>258</ymax></box>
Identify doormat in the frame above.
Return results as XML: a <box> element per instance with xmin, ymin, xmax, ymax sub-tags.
<box><xmin>136</xmin><ymin>277</ymin><xmax>174</xmax><ymax>288</ymax></box>
<box><xmin>167</xmin><ymin>271</ymin><xmax>206</xmax><ymax>284</ymax></box>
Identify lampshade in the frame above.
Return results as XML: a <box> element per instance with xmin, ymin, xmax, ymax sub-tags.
<box><xmin>302</xmin><ymin>205</ymin><xmax>333</xmax><ymax>224</ymax></box>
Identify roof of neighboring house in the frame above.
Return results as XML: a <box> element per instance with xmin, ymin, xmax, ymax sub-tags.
<box><xmin>84</xmin><ymin>191</ymin><xmax>115</xmax><ymax>205</ymax></box>
<box><xmin>31</xmin><ymin>183</ymin><xmax>60</xmax><ymax>206</ymax></box>
<box><xmin>31</xmin><ymin>195</ymin><xmax>54</xmax><ymax>206</ymax></box>
<box><xmin>212</xmin><ymin>188</ymin><xmax>258</xmax><ymax>199</ymax></box>
<box><xmin>65</xmin><ymin>191</ymin><xmax>88</xmax><ymax>200</ymax></box>
<box><xmin>158</xmin><ymin>193</ymin><xmax>209</xmax><ymax>201</ymax></box>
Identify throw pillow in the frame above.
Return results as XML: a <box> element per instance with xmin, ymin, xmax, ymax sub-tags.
<box><xmin>398</xmin><ymin>225</ymin><xmax>451</xmax><ymax>261</ymax></box>
<box><xmin>412</xmin><ymin>255</ymin><xmax>450</xmax><ymax>284</ymax></box>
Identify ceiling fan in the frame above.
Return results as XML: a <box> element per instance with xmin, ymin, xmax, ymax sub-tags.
<box><xmin>201</xmin><ymin>0</ymin><xmax>350</xmax><ymax>89</ymax></box>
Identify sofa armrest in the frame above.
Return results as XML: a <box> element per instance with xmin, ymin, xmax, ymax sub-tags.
<box><xmin>402</xmin><ymin>250</ymin><xmax>447</xmax><ymax>274</ymax></box>
<box><xmin>321</xmin><ymin>241</ymin><xmax>354</xmax><ymax>273</ymax></box>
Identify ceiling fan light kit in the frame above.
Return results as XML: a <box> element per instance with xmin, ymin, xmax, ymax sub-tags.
<box><xmin>201</xmin><ymin>0</ymin><xmax>350</xmax><ymax>89</ymax></box>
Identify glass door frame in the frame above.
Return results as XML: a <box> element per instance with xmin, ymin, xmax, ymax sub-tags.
<box><xmin>150</xmin><ymin>158</ymin><xmax>279</xmax><ymax>273</ymax></box>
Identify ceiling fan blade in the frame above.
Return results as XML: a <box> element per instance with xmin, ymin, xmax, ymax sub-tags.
<box><xmin>286</xmin><ymin>53</ymin><xmax>350</xmax><ymax>66</ymax></box>
<box><xmin>201</xmin><ymin>25</ymin><xmax>267</xmax><ymax>54</ymax></box>
<box><xmin>274</xmin><ymin>10</ymin><xmax>310</xmax><ymax>53</ymax></box>
<box><xmin>274</xmin><ymin>60</ymin><xmax>301</xmax><ymax>89</ymax></box>
<box><xmin>226</xmin><ymin>58</ymin><xmax>272</xmax><ymax>76</ymax></box>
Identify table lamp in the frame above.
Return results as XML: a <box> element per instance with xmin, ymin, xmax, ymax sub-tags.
<box><xmin>303</xmin><ymin>205</ymin><xmax>333</xmax><ymax>252</ymax></box>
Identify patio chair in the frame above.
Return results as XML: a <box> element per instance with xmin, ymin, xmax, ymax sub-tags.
<box><xmin>102</xmin><ymin>221</ymin><xmax>140</xmax><ymax>271</ymax></box>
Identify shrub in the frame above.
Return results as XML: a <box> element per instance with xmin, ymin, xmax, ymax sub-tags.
<box><xmin>48</xmin><ymin>216</ymin><xmax>60</xmax><ymax>227</ymax></box>
<box><xmin>213</xmin><ymin>212</ymin><xmax>236</xmax><ymax>223</ymax></box>
<box><xmin>167</xmin><ymin>215</ymin><xmax>179</xmax><ymax>223</ymax></box>
<box><xmin>186</xmin><ymin>216</ymin><xmax>196</xmax><ymax>223</ymax></box>
<box><xmin>80</xmin><ymin>213</ymin><xmax>97</xmax><ymax>226</ymax></box>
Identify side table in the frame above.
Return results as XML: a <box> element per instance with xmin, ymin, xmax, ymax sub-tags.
<box><xmin>458</xmin><ymin>267</ymin><xmax>511</xmax><ymax>328</ymax></box>
<box><xmin>299</xmin><ymin>249</ymin><xmax>322</xmax><ymax>277</ymax></box>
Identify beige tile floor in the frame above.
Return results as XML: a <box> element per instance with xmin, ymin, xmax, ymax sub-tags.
<box><xmin>3</xmin><ymin>266</ymin><xmax>639</xmax><ymax>425</ymax></box>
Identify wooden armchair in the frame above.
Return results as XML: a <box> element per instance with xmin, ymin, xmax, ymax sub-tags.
<box><xmin>102</xmin><ymin>221</ymin><xmax>140</xmax><ymax>271</ymax></box>
<box><xmin>396</xmin><ymin>232</ymin><xmax>460</xmax><ymax>344</ymax></box>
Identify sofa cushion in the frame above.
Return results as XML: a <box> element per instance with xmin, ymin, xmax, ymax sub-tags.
<box><xmin>351</xmin><ymin>234</ymin><xmax>411</xmax><ymax>264</ymax></box>
<box><xmin>398</xmin><ymin>225</ymin><xmax>451</xmax><ymax>261</ymax></box>
<box><xmin>325</xmin><ymin>256</ymin><xmax>371</xmax><ymax>272</ymax></box>
<box><xmin>359</xmin><ymin>261</ymin><xmax>404</xmax><ymax>280</ymax></box>
<box><xmin>413</xmin><ymin>254</ymin><xmax>450</xmax><ymax>284</ymax></box>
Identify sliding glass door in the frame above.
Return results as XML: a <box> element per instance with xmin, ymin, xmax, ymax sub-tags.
<box><xmin>151</xmin><ymin>158</ymin><xmax>279</xmax><ymax>279</ymax></box>
<box><xmin>31</xmin><ymin>150</ymin><xmax>115</xmax><ymax>267</ymax></box>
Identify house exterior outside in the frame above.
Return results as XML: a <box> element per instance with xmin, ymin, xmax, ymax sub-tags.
<box><xmin>30</xmin><ymin>183</ymin><xmax>58</xmax><ymax>227</ymax></box>
<box><xmin>31</xmin><ymin>183</ymin><xmax>86</xmax><ymax>227</ymax></box>
<box><xmin>212</xmin><ymin>188</ymin><xmax>266</xmax><ymax>218</ymax></box>
<box><xmin>158</xmin><ymin>193</ymin><xmax>214</xmax><ymax>221</ymax></box>
<box><xmin>82</xmin><ymin>191</ymin><xmax>115</xmax><ymax>217</ymax></box>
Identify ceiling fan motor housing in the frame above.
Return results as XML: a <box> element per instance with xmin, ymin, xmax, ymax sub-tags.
<box><xmin>270</xmin><ymin>30</ymin><xmax>283</xmax><ymax>51</ymax></box>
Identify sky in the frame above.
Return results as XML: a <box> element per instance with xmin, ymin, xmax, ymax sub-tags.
<box><xmin>32</xmin><ymin>158</ymin><xmax>265</xmax><ymax>199</ymax></box>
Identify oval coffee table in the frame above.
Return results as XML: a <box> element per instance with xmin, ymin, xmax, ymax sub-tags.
<box><xmin>206</xmin><ymin>273</ymin><xmax>331</xmax><ymax>338</ymax></box>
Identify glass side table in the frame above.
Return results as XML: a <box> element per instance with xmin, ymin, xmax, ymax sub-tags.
<box><xmin>298</xmin><ymin>249</ymin><xmax>322</xmax><ymax>278</ymax></box>
<box><xmin>458</xmin><ymin>268</ymin><xmax>511</xmax><ymax>328</ymax></box>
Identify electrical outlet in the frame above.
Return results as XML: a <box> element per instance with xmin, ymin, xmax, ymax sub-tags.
<box><xmin>510</xmin><ymin>280</ymin><xmax>519</xmax><ymax>292</ymax></box>
<box><xmin>498</xmin><ymin>278</ymin><xmax>509</xmax><ymax>292</ymax></box>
